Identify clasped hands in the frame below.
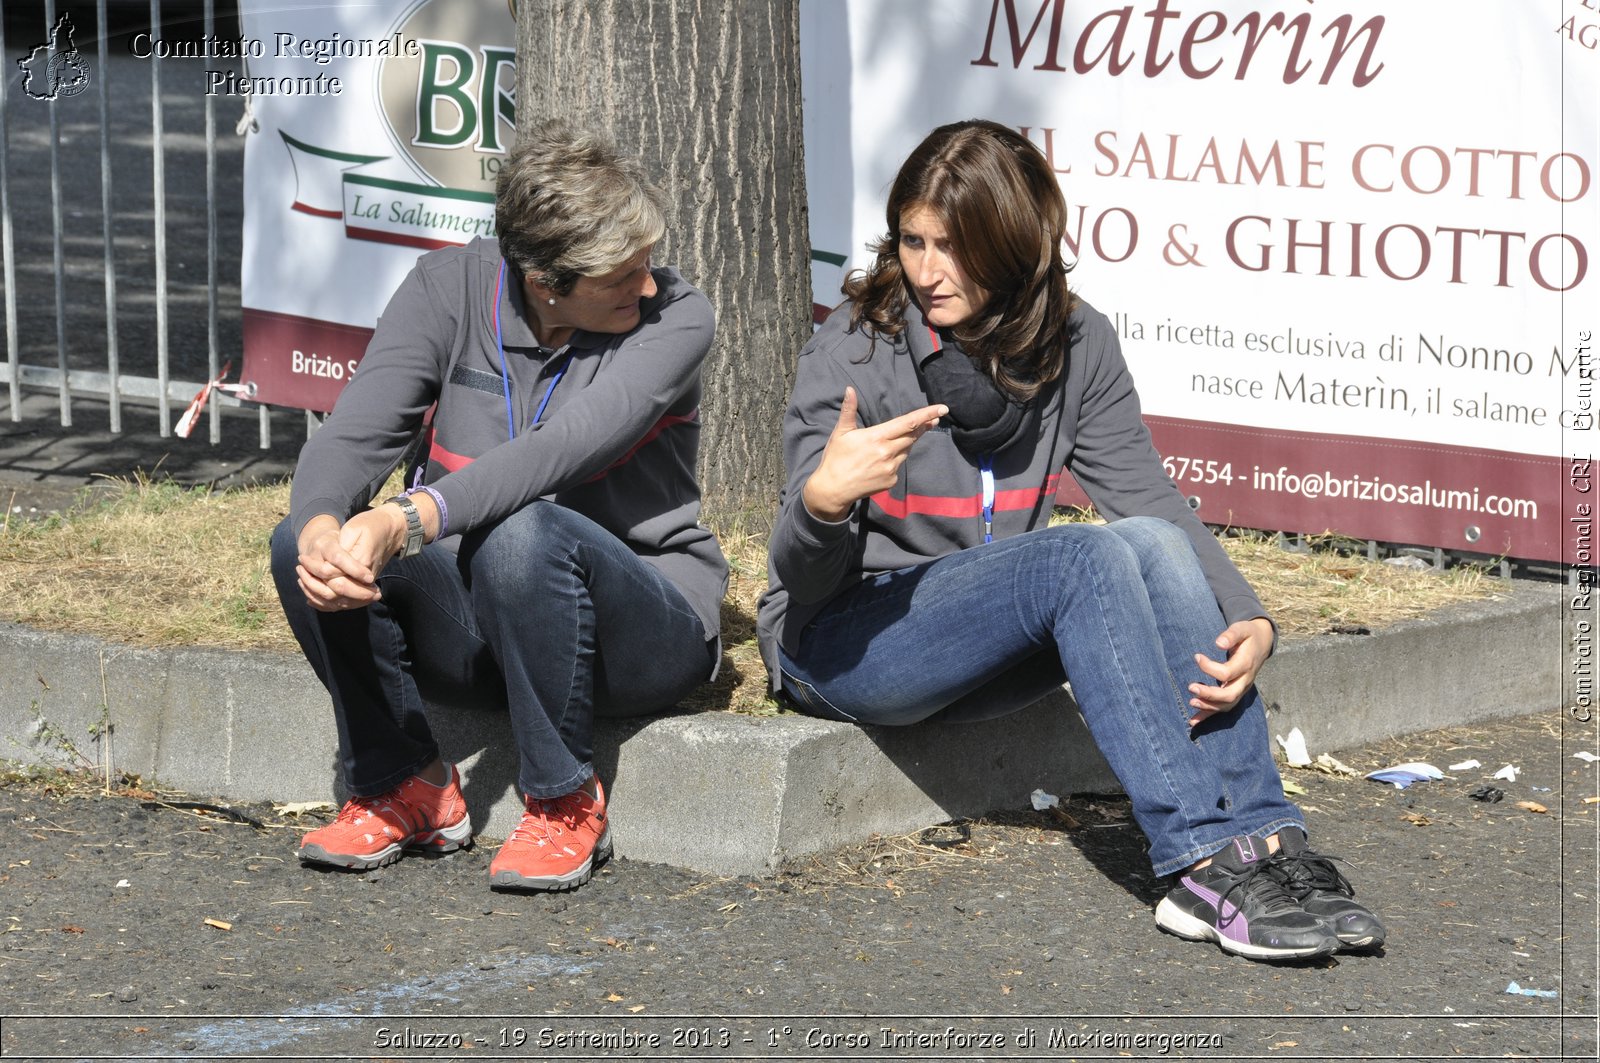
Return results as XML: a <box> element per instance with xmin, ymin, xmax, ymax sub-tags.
<box><xmin>295</xmin><ymin>494</ymin><xmax>440</xmax><ymax>613</ymax></box>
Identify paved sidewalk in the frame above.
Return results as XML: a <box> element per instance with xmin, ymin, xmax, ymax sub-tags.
<box><xmin>0</xmin><ymin>573</ymin><xmax>1569</xmax><ymax>878</ymax></box>
<box><xmin>1</xmin><ymin>709</ymin><xmax>1595</xmax><ymax>1061</ymax></box>
<box><xmin>0</xmin><ymin>393</ymin><xmax>301</xmax><ymax>519</ymax></box>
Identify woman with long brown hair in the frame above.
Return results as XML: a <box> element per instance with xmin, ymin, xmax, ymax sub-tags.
<box><xmin>758</xmin><ymin>119</ymin><xmax>1384</xmax><ymax>962</ymax></box>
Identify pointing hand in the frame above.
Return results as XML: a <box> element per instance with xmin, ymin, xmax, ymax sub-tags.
<box><xmin>802</xmin><ymin>387</ymin><xmax>947</xmax><ymax>521</ymax></box>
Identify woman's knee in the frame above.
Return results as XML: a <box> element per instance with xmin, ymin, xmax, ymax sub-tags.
<box><xmin>466</xmin><ymin>502</ymin><xmax>583</xmax><ymax>581</ymax></box>
<box><xmin>1104</xmin><ymin>515</ymin><xmax>1197</xmax><ymax>571</ymax></box>
<box><xmin>1033</xmin><ymin>521</ymin><xmax>1142</xmax><ymax>579</ymax></box>
<box><xmin>1002</xmin><ymin>524</ymin><xmax>1146</xmax><ymax>621</ymax></box>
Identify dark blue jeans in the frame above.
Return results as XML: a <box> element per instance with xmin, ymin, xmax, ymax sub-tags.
<box><xmin>777</xmin><ymin>516</ymin><xmax>1302</xmax><ymax>876</ymax></box>
<box><xmin>270</xmin><ymin>503</ymin><xmax>715</xmax><ymax>800</ymax></box>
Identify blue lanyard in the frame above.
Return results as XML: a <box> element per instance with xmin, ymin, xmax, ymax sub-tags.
<box><xmin>494</xmin><ymin>261</ymin><xmax>573</xmax><ymax>442</ymax></box>
<box><xmin>980</xmin><ymin>455</ymin><xmax>995</xmax><ymax>543</ymax></box>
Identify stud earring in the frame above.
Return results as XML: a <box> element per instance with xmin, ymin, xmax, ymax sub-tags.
<box><xmin>547</xmin><ymin>297</ymin><xmax>556</xmax><ymax>306</ymax></box>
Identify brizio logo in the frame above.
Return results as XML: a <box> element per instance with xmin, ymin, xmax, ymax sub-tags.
<box><xmin>19</xmin><ymin>12</ymin><xmax>93</xmax><ymax>101</ymax></box>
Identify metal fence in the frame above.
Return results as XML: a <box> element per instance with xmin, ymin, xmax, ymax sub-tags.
<box><xmin>0</xmin><ymin>0</ymin><xmax>306</xmax><ymax>448</ymax></box>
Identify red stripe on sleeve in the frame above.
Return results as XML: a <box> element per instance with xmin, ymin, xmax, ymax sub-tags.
<box><xmin>583</xmin><ymin>411</ymin><xmax>698</xmax><ymax>483</ymax></box>
<box><xmin>869</xmin><ymin>473</ymin><xmax>1061</xmax><ymax>521</ymax></box>
<box><xmin>429</xmin><ymin>438</ymin><xmax>474</xmax><ymax>472</ymax></box>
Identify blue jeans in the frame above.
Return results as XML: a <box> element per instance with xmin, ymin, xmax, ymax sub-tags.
<box><xmin>270</xmin><ymin>503</ymin><xmax>715</xmax><ymax>800</ymax></box>
<box><xmin>777</xmin><ymin>516</ymin><xmax>1302</xmax><ymax>876</ymax></box>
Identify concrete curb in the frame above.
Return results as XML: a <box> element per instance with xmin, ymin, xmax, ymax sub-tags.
<box><xmin>0</xmin><ymin>578</ymin><xmax>1565</xmax><ymax>876</ymax></box>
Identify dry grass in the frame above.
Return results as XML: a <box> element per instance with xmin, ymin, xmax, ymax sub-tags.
<box><xmin>678</xmin><ymin>520</ymin><xmax>774</xmax><ymax>716</ymax></box>
<box><xmin>0</xmin><ymin>478</ymin><xmax>1497</xmax><ymax>716</ymax></box>
<box><xmin>1049</xmin><ymin>507</ymin><xmax>1495</xmax><ymax>636</ymax></box>
<box><xmin>0</xmin><ymin>474</ymin><xmax>290</xmax><ymax>651</ymax></box>
<box><xmin>1218</xmin><ymin>532</ymin><xmax>1491</xmax><ymax>635</ymax></box>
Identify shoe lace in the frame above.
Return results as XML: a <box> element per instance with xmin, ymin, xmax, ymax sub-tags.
<box><xmin>1214</xmin><ymin>859</ymin><xmax>1305</xmax><ymax>925</ymax></box>
<box><xmin>334</xmin><ymin>795</ymin><xmax>386</xmax><ymax>825</ymax></box>
<box><xmin>1269</xmin><ymin>849</ymin><xmax>1355</xmax><ymax>900</ymax></box>
<box><xmin>333</xmin><ymin>784</ymin><xmax>429</xmax><ymax>833</ymax></box>
<box><xmin>508</xmin><ymin>797</ymin><xmax>576</xmax><ymax>847</ymax></box>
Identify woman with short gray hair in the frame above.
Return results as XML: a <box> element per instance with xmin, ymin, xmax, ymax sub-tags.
<box><xmin>495</xmin><ymin>121</ymin><xmax>670</xmax><ymax>294</ymax></box>
<box><xmin>270</xmin><ymin>119</ymin><xmax>726</xmax><ymax>894</ymax></box>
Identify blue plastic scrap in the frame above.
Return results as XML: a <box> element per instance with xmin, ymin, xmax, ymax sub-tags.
<box><xmin>1504</xmin><ymin>981</ymin><xmax>1558</xmax><ymax>999</ymax></box>
<box><xmin>1364</xmin><ymin>762</ymin><xmax>1445</xmax><ymax>789</ymax></box>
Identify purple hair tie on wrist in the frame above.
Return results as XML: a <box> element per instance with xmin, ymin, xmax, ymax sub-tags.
<box><xmin>407</xmin><ymin>485</ymin><xmax>448</xmax><ymax>540</ymax></box>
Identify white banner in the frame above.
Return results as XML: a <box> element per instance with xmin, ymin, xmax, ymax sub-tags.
<box><xmin>237</xmin><ymin>0</ymin><xmax>514</xmax><ymax>411</ymax></box>
<box><xmin>799</xmin><ymin>0</ymin><xmax>1598</xmax><ymax>561</ymax></box>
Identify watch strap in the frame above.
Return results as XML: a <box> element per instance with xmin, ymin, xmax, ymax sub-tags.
<box><xmin>385</xmin><ymin>494</ymin><xmax>424</xmax><ymax>558</ymax></box>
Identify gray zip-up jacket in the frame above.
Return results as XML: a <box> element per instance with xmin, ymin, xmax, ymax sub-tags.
<box><xmin>288</xmin><ymin>237</ymin><xmax>728</xmax><ymax>641</ymax></box>
<box><xmin>757</xmin><ymin>297</ymin><xmax>1268</xmax><ymax>687</ymax></box>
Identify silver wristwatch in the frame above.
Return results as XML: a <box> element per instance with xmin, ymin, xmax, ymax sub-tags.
<box><xmin>385</xmin><ymin>493</ymin><xmax>425</xmax><ymax>558</ymax></box>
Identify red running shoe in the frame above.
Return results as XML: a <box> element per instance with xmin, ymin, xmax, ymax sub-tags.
<box><xmin>489</xmin><ymin>779</ymin><xmax>611</xmax><ymax>891</ymax></box>
<box><xmin>299</xmin><ymin>764</ymin><xmax>472</xmax><ymax>870</ymax></box>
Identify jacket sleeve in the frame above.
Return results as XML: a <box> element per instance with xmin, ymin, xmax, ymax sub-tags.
<box><xmin>1066</xmin><ymin>313</ymin><xmax>1271</xmax><ymax>629</ymax></box>
<box><xmin>288</xmin><ymin>265</ymin><xmax>453</xmax><ymax>538</ymax></box>
<box><xmin>426</xmin><ymin>281</ymin><xmax>716</xmax><ymax>534</ymax></box>
<box><xmin>768</xmin><ymin>338</ymin><xmax>865</xmax><ymax>606</ymax></box>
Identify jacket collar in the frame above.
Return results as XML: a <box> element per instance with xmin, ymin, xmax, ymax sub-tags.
<box><xmin>905</xmin><ymin>298</ymin><xmax>945</xmax><ymax>366</ymax></box>
<box><xmin>496</xmin><ymin>266</ymin><xmax>541</xmax><ymax>349</ymax></box>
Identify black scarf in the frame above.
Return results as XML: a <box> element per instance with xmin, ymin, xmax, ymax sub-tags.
<box><xmin>916</xmin><ymin>334</ymin><xmax>1041</xmax><ymax>454</ymax></box>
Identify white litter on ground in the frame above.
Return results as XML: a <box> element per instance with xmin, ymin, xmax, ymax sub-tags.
<box><xmin>1275</xmin><ymin>727</ymin><xmax>1312</xmax><ymax>767</ymax></box>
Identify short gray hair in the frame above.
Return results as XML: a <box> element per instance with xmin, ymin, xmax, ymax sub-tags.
<box><xmin>495</xmin><ymin>119</ymin><xmax>668</xmax><ymax>294</ymax></box>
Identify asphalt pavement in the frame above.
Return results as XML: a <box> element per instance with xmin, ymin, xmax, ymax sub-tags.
<box><xmin>0</xmin><ymin>388</ymin><xmax>300</xmax><ymax>519</ymax></box>
<box><xmin>2</xmin><ymin>708</ymin><xmax>1596</xmax><ymax>1062</ymax></box>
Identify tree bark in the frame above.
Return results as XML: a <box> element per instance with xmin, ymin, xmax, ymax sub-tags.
<box><xmin>517</xmin><ymin>0</ymin><xmax>810</xmax><ymax>527</ymax></box>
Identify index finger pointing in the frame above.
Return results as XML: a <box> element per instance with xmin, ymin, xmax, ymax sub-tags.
<box><xmin>882</xmin><ymin>403</ymin><xmax>948</xmax><ymax>437</ymax></box>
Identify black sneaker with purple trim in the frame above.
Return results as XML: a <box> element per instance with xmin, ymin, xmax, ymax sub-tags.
<box><xmin>1267</xmin><ymin>826</ymin><xmax>1387</xmax><ymax>951</ymax></box>
<box><xmin>1154</xmin><ymin>834</ymin><xmax>1338</xmax><ymax>961</ymax></box>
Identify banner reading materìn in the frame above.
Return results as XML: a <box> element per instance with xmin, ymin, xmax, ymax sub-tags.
<box><xmin>237</xmin><ymin>0</ymin><xmax>1596</xmax><ymax>564</ymax></box>
<box><xmin>800</xmin><ymin>0</ymin><xmax>1597</xmax><ymax>563</ymax></box>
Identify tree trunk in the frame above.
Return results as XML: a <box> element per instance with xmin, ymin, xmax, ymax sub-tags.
<box><xmin>517</xmin><ymin>0</ymin><xmax>809</xmax><ymax>528</ymax></box>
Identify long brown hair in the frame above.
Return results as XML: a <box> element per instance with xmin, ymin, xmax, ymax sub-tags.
<box><xmin>842</xmin><ymin>119</ymin><xmax>1077</xmax><ymax>402</ymax></box>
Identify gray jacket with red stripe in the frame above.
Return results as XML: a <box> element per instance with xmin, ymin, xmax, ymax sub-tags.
<box><xmin>757</xmin><ymin>297</ymin><xmax>1267</xmax><ymax>688</ymax></box>
<box><xmin>288</xmin><ymin>237</ymin><xmax>728</xmax><ymax>640</ymax></box>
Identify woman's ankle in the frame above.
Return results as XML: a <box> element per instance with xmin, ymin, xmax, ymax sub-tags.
<box><xmin>417</xmin><ymin>759</ymin><xmax>449</xmax><ymax>786</ymax></box>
